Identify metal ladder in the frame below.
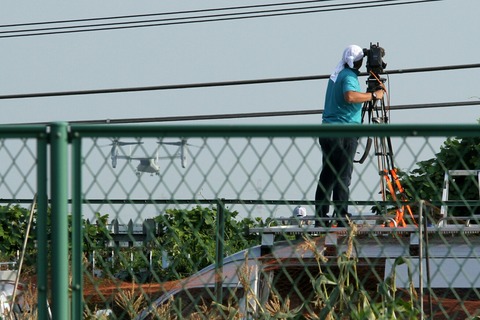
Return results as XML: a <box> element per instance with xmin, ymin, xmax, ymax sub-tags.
<box><xmin>439</xmin><ymin>169</ymin><xmax>480</xmax><ymax>226</ymax></box>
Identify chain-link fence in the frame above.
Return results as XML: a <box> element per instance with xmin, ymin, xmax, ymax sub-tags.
<box><xmin>0</xmin><ymin>123</ymin><xmax>479</xmax><ymax>319</ymax></box>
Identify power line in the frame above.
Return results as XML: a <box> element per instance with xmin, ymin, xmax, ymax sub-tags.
<box><xmin>0</xmin><ymin>63</ymin><xmax>478</xmax><ymax>100</ymax></box>
<box><xmin>10</xmin><ymin>100</ymin><xmax>480</xmax><ymax>126</ymax></box>
<box><xmin>65</xmin><ymin>100</ymin><xmax>480</xmax><ymax>124</ymax></box>
<box><xmin>0</xmin><ymin>0</ymin><xmax>442</xmax><ymax>38</ymax></box>
<box><xmin>0</xmin><ymin>0</ymin><xmax>334</xmax><ymax>28</ymax></box>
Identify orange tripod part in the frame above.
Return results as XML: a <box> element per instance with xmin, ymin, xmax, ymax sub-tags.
<box><xmin>382</xmin><ymin>169</ymin><xmax>417</xmax><ymax>227</ymax></box>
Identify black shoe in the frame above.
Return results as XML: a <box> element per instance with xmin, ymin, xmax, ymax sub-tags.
<box><xmin>336</xmin><ymin>220</ymin><xmax>348</xmax><ymax>228</ymax></box>
<box><xmin>315</xmin><ymin>217</ymin><xmax>331</xmax><ymax>228</ymax></box>
<box><xmin>336</xmin><ymin>213</ymin><xmax>352</xmax><ymax>228</ymax></box>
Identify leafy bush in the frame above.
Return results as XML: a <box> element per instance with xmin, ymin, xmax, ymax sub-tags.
<box><xmin>155</xmin><ymin>206</ymin><xmax>262</xmax><ymax>280</ymax></box>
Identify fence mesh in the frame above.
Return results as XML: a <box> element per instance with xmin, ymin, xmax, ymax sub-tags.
<box><xmin>0</xmin><ymin>124</ymin><xmax>479</xmax><ymax>319</ymax></box>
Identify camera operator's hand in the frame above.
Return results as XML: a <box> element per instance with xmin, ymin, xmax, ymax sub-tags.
<box><xmin>371</xmin><ymin>89</ymin><xmax>384</xmax><ymax>100</ymax></box>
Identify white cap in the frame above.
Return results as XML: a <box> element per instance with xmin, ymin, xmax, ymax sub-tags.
<box><xmin>293</xmin><ymin>206</ymin><xmax>307</xmax><ymax>217</ymax></box>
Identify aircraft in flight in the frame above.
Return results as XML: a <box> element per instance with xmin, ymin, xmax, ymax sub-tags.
<box><xmin>107</xmin><ymin>138</ymin><xmax>199</xmax><ymax>176</ymax></box>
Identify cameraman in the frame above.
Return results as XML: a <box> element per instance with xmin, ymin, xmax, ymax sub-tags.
<box><xmin>315</xmin><ymin>45</ymin><xmax>384</xmax><ymax>227</ymax></box>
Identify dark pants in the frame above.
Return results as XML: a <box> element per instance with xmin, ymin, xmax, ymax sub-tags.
<box><xmin>315</xmin><ymin>137</ymin><xmax>358</xmax><ymax>224</ymax></box>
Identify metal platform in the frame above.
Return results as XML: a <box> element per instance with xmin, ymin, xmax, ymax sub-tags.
<box><xmin>248</xmin><ymin>211</ymin><xmax>480</xmax><ymax>262</ymax></box>
<box><xmin>249</xmin><ymin>213</ymin><xmax>480</xmax><ymax>246</ymax></box>
<box><xmin>249</xmin><ymin>219</ymin><xmax>480</xmax><ymax>289</ymax></box>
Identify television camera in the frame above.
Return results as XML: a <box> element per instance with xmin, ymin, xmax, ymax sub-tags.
<box><xmin>363</xmin><ymin>42</ymin><xmax>387</xmax><ymax>91</ymax></box>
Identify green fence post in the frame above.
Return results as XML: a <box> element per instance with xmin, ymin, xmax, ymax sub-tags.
<box><xmin>215</xmin><ymin>199</ymin><xmax>225</xmax><ymax>306</ymax></box>
<box><xmin>50</xmin><ymin>122</ymin><xmax>69</xmax><ymax>319</ymax></box>
<box><xmin>71</xmin><ymin>134</ymin><xmax>83</xmax><ymax>319</ymax></box>
<box><xmin>36</xmin><ymin>130</ymin><xmax>49</xmax><ymax>320</ymax></box>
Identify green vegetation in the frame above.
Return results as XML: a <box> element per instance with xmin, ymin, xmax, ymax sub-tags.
<box><xmin>400</xmin><ymin>135</ymin><xmax>480</xmax><ymax>217</ymax></box>
<box><xmin>0</xmin><ymin>205</ymin><xmax>37</xmax><ymax>262</ymax></box>
<box><xmin>0</xmin><ymin>204</ymin><xmax>264</xmax><ymax>282</ymax></box>
<box><xmin>402</xmin><ymin>136</ymin><xmax>480</xmax><ymax>202</ymax></box>
<box><xmin>155</xmin><ymin>206</ymin><xmax>263</xmax><ymax>279</ymax></box>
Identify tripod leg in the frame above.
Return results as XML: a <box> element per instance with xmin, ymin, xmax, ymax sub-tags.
<box><xmin>355</xmin><ymin>100</ymin><xmax>374</xmax><ymax>163</ymax></box>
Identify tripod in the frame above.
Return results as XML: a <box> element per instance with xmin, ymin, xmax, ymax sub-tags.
<box><xmin>356</xmin><ymin>73</ymin><xmax>416</xmax><ymax>227</ymax></box>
